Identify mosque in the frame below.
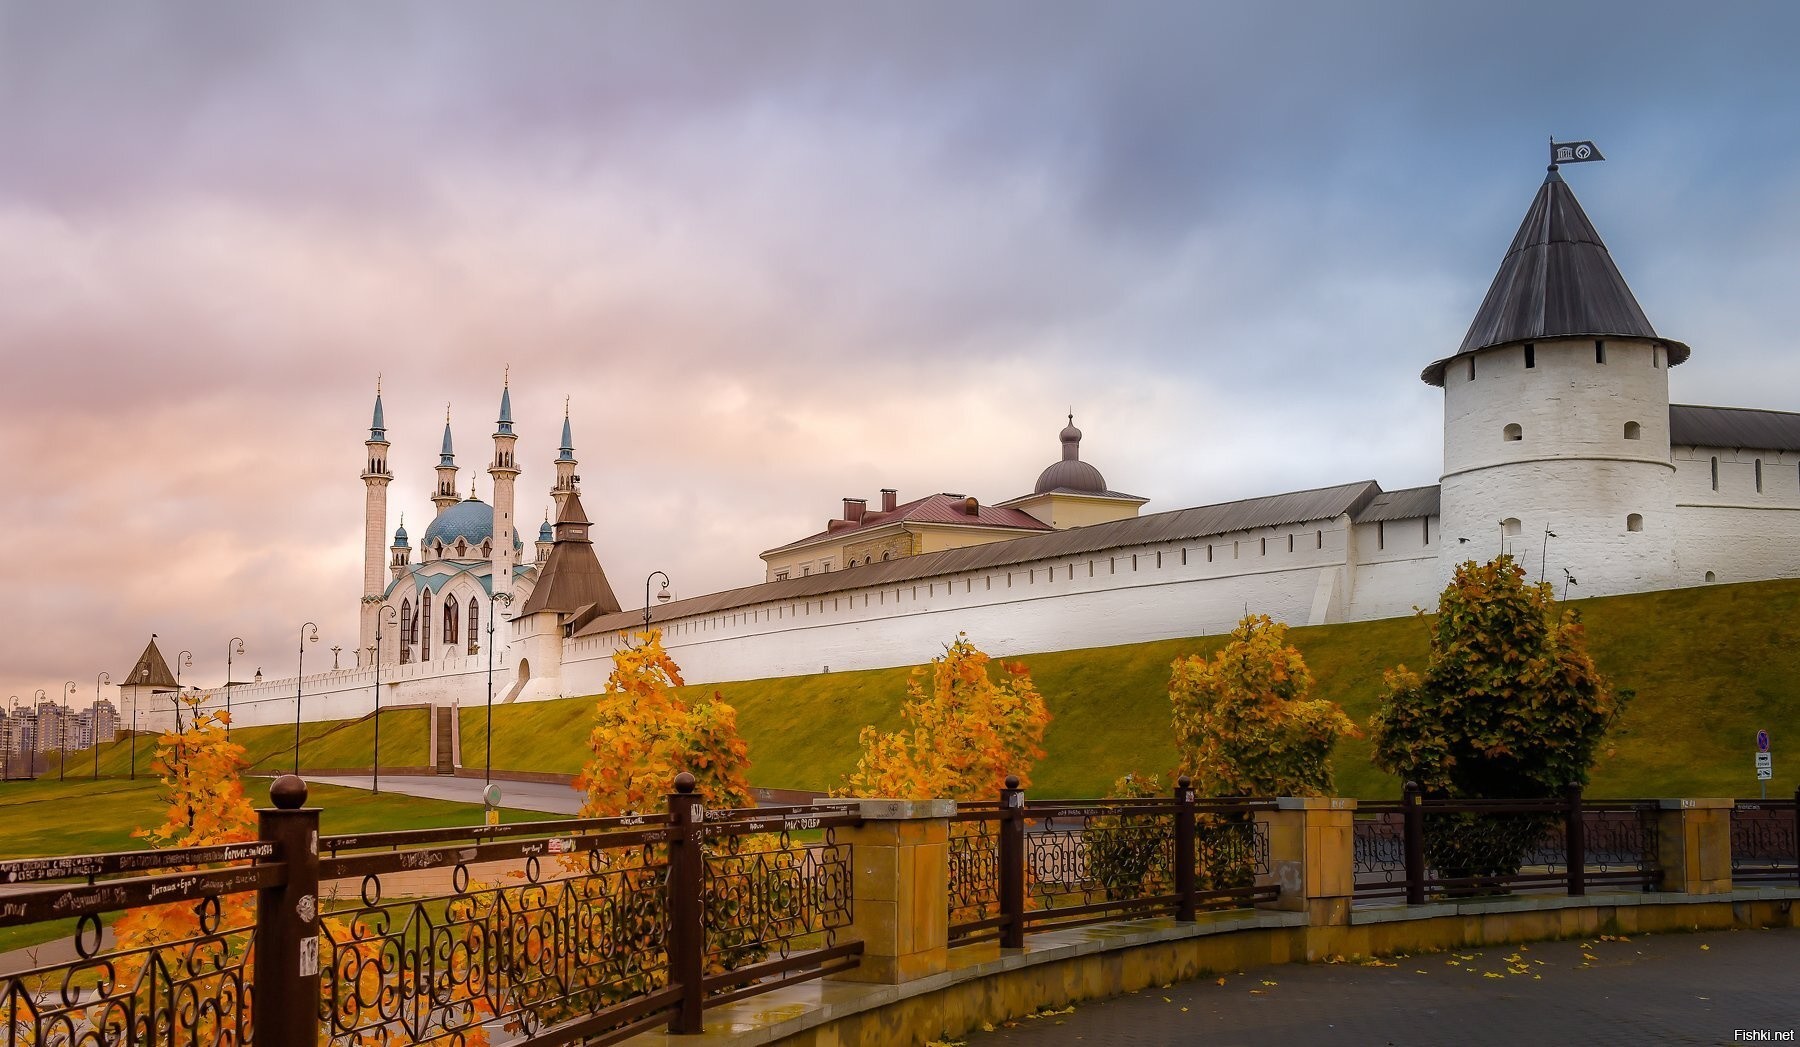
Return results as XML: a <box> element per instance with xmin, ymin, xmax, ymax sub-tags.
<box><xmin>120</xmin><ymin>164</ymin><xmax>1800</xmax><ymax>742</ymax></box>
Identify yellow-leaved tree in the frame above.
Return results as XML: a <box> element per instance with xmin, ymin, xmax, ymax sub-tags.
<box><xmin>573</xmin><ymin>628</ymin><xmax>754</xmax><ymax>816</ymax></box>
<box><xmin>842</xmin><ymin>634</ymin><xmax>1050</xmax><ymax>801</ymax></box>
<box><xmin>1169</xmin><ymin>613</ymin><xmax>1359</xmax><ymax>797</ymax></box>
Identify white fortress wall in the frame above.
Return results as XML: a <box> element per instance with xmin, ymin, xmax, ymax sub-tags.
<box><xmin>549</xmin><ymin>513</ymin><xmax>1437</xmax><ymax>690</ymax></box>
<box><xmin>1347</xmin><ymin>515</ymin><xmax>1443</xmax><ymax>622</ymax></box>
<box><xmin>1672</xmin><ymin>444</ymin><xmax>1800</xmax><ymax>585</ymax></box>
<box><xmin>131</xmin><ymin>654</ymin><xmax>502</xmax><ymax>734</ymax></box>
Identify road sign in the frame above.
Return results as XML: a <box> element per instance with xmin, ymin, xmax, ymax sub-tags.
<box><xmin>1757</xmin><ymin>729</ymin><xmax>1771</xmax><ymax>753</ymax></box>
<box><xmin>1755</xmin><ymin>751</ymin><xmax>1773</xmax><ymax>781</ymax></box>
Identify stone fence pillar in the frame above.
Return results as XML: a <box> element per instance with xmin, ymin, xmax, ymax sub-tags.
<box><xmin>1656</xmin><ymin>798</ymin><xmax>1734</xmax><ymax>895</ymax></box>
<box><xmin>831</xmin><ymin>798</ymin><xmax>955</xmax><ymax>984</ymax></box>
<box><xmin>1256</xmin><ymin>797</ymin><xmax>1357</xmax><ymax>926</ymax></box>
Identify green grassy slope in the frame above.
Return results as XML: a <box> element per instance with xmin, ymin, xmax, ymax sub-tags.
<box><xmin>464</xmin><ymin>578</ymin><xmax>1800</xmax><ymax>800</ymax></box>
<box><xmin>48</xmin><ymin>708</ymin><xmax>431</xmax><ymax>781</ymax></box>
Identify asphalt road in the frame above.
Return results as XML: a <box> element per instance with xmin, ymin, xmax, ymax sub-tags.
<box><xmin>972</xmin><ymin>926</ymin><xmax>1800</xmax><ymax>1046</ymax></box>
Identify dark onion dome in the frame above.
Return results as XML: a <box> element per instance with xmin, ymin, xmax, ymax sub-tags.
<box><xmin>1034</xmin><ymin>416</ymin><xmax>1108</xmax><ymax>495</ymax></box>
<box><xmin>1422</xmin><ymin>167</ymin><xmax>1688</xmax><ymax>387</ymax></box>
<box><xmin>420</xmin><ymin>495</ymin><xmax>524</xmax><ymax>554</ymax></box>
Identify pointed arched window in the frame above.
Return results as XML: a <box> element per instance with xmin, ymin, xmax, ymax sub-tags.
<box><xmin>421</xmin><ymin>590</ymin><xmax>433</xmax><ymax>660</ymax></box>
<box><xmin>444</xmin><ymin>594</ymin><xmax>459</xmax><ymax>647</ymax></box>
<box><xmin>400</xmin><ymin>598</ymin><xmax>413</xmax><ymax>664</ymax></box>
<box><xmin>468</xmin><ymin>600</ymin><xmax>480</xmax><ymax>654</ymax></box>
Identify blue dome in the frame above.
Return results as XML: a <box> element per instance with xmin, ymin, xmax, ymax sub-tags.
<box><xmin>538</xmin><ymin>519</ymin><xmax>554</xmax><ymax>541</ymax></box>
<box><xmin>421</xmin><ymin>498</ymin><xmax>524</xmax><ymax>555</ymax></box>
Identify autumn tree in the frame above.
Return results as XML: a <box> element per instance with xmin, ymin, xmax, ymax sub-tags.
<box><xmin>574</xmin><ymin>628</ymin><xmax>754</xmax><ymax>816</ymax></box>
<box><xmin>842</xmin><ymin>634</ymin><xmax>1050</xmax><ymax>801</ymax></box>
<box><xmin>1369</xmin><ymin>555</ymin><xmax>1628</xmax><ymax>798</ymax></box>
<box><xmin>1169</xmin><ymin>614</ymin><xmax>1358</xmax><ymax>797</ymax></box>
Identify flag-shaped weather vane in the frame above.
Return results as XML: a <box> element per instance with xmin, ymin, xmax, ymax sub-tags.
<box><xmin>1549</xmin><ymin>137</ymin><xmax>1605</xmax><ymax>170</ymax></box>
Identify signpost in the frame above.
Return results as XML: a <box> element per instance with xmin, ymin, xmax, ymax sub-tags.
<box><xmin>1755</xmin><ymin>730</ymin><xmax>1772</xmax><ymax>798</ymax></box>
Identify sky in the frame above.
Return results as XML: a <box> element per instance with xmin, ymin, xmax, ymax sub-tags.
<box><xmin>3</xmin><ymin>2</ymin><xmax>1798</xmax><ymax>707</ymax></box>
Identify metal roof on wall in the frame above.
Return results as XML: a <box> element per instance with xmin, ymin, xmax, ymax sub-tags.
<box><xmin>1670</xmin><ymin>404</ymin><xmax>1800</xmax><ymax>451</ymax></box>
<box><xmin>1352</xmin><ymin>485</ymin><xmax>1442</xmax><ymax>524</ymax></box>
<box><xmin>575</xmin><ymin>479</ymin><xmax>1393</xmax><ymax>637</ymax></box>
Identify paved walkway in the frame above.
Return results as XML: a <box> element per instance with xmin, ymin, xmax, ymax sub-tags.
<box><xmin>307</xmin><ymin>774</ymin><xmax>584</xmax><ymax>814</ymax></box>
<box><xmin>973</xmin><ymin>927</ymin><xmax>1800</xmax><ymax>1046</ymax></box>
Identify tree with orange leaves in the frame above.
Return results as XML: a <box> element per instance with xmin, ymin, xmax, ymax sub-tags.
<box><xmin>574</xmin><ymin>628</ymin><xmax>754</xmax><ymax>816</ymax></box>
<box><xmin>842</xmin><ymin>633</ymin><xmax>1050</xmax><ymax>801</ymax></box>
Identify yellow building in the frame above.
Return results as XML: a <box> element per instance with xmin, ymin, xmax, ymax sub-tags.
<box><xmin>759</xmin><ymin>417</ymin><xmax>1146</xmax><ymax>582</ymax></box>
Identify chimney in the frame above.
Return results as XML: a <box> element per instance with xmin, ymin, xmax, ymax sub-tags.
<box><xmin>964</xmin><ymin>495</ymin><xmax>979</xmax><ymax>516</ymax></box>
<box><xmin>843</xmin><ymin>497</ymin><xmax>866</xmax><ymax>523</ymax></box>
<box><xmin>881</xmin><ymin>488</ymin><xmax>898</xmax><ymax>512</ymax></box>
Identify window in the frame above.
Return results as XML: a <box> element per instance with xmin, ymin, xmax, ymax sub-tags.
<box><xmin>1468</xmin><ymin>358</ymin><xmax>1476</xmax><ymax>381</ymax></box>
<box><xmin>1596</xmin><ymin>340</ymin><xmax>1606</xmax><ymax>363</ymax></box>
<box><xmin>1316</xmin><ymin>530</ymin><xmax>1323</xmax><ymax>549</ymax></box>
<box><xmin>1260</xmin><ymin>537</ymin><xmax>1267</xmax><ymax>555</ymax></box>
<box><xmin>1206</xmin><ymin>544</ymin><xmax>1214</xmax><ymax>562</ymax></box>
<box><xmin>1623</xmin><ymin>421</ymin><xmax>1641</xmax><ymax>440</ymax></box>
<box><xmin>1501</xmin><ymin>518</ymin><xmax>1522</xmax><ymax>538</ymax></box>
<box><xmin>1287</xmin><ymin>534</ymin><xmax>1295</xmax><ymax>553</ymax></box>
<box><xmin>1626</xmin><ymin>513</ymin><xmax>1643</xmax><ymax>532</ymax></box>
<box><xmin>468</xmin><ymin>601</ymin><xmax>479</xmax><ymax>653</ymax></box>
<box><xmin>882</xmin><ymin>551</ymin><xmax>893</xmax><ymax>561</ymax></box>
<box><xmin>1711</xmin><ymin>457</ymin><xmax>1720</xmax><ymax>491</ymax></box>
<box><xmin>421</xmin><ymin>591</ymin><xmax>432</xmax><ymax>660</ymax></box>
<box><xmin>1377</xmin><ymin>521</ymin><xmax>1386</xmax><ymax>550</ymax></box>
<box><xmin>1423</xmin><ymin>518</ymin><xmax>1431</xmax><ymax>545</ymax></box>
<box><xmin>1654</xmin><ymin>346</ymin><xmax>1663</xmax><ymax>368</ymax></box>
<box><xmin>1705</xmin><ymin>571</ymin><xmax>1717</xmax><ymax>583</ymax></box>
<box><xmin>774</xmin><ymin>570</ymin><xmax>789</xmax><ymax>581</ymax></box>
<box><xmin>1755</xmin><ymin>459</ymin><xmax>1764</xmax><ymax>493</ymax></box>
<box><xmin>1503</xmin><ymin>423</ymin><xmax>1522</xmax><ymax>442</ymax></box>
<box><xmin>1524</xmin><ymin>343</ymin><xmax>1535</xmax><ymax>368</ymax></box>
<box><xmin>801</xmin><ymin>566</ymin><xmax>810</xmax><ymax>576</ymax></box>
<box><xmin>443</xmin><ymin>595</ymin><xmax>459</xmax><ymax>646</ymax></box>
<box><xmin>400</xmin><ymin>599</ymin><xmax>413</xmax><ymax>663</ymax></box>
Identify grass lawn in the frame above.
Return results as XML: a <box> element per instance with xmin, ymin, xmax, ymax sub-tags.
<box><xmin>463</xmin><ymin>578</ymin><xmax>1800</xmax><ymax>800</ymax></box>
<box><xmin>0</xmin><ymin>775</ymin><xmax>545</xmax><ymax>861</ymax></box>
<box><xmin>47</xmin><ymin>707</ymin><xmax>431</xmax><ymax>783</ymax></box>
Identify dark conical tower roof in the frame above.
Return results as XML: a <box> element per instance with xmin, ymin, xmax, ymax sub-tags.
<box><xmin>1423</xmin><ymin>168</ymin><xmax>1687</xmax><ymax>386</ymax></box>
<box><xmin>518</xmin><ymin>490</ymin><xmax>621</xmax><ymax>617</ymax></box>
<box><xmin>126</xmin><ymin>636</ymin><xmax>178</xmax><ymax>690</ymax></box>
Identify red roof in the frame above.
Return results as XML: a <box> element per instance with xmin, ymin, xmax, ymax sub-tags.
<box><xmin>765</xmin><ymin>493</ymin><xmax>1051</xmax><ymax>556</ymax></box>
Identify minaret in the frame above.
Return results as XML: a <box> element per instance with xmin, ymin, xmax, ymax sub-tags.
<box><xmin>390</xmin><ymin>514</ymin><xmax>411</xmax><ymax>580</ymax></box>
<box><xmin>535</xmin><ymin>512</ymin><xmax>554</xmax><ymax>564</ymax></box>
<box><xmin>361</xmin><ymin>384</ymin><xmax>394</xmax><ymax>663</ymax></box>
<box><xmin>552</xmin><ymin>400</ymin><xmax>579</xmax><ymax>517</ymax></box>
<box><xmin>489</xmin><ymin>375</ymin><xmax>519</xmax><ymax>606</ymax></box>
<box><xmin>1424</xmin><ymin>161</ymin><xmax>1687</xmax><ymax>597</ymax></box>
<box><xmin>432</xmin><ymin>404</ymin><xmax>460</xmax><ymax>516</ymax></box>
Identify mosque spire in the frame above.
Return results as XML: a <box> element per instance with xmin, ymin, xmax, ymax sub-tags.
<box><xmin>496</xmin><ymin>366</ymin><xmax>515</xmax><ymax>436</ymax></box>
<box><xmin>370</xmin><ymin>376</ymin><xmax>386</xmax><ymax>441</ymax></box>
<box><xmin>557</xmin><ymin>398</ymin><xmax>575</xmax><ymax>462</ymax></box>
<box><xmin>360</xmin><ymin>376</ymin><xmax>394</xmax><ymax>664</ymax></box>
<box><xmin>552</xmin><ymin>396</ymin><xmax>580</xmax><ymax>517</ymax></box>
<box><xmin>432</xmin><ymin>402</ymin><xmax>460</xmax><ymax>515</ymax></box>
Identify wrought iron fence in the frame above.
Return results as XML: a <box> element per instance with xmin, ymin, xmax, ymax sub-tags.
<box><xmin>947</xmin><ymin>778</ymin><xmax>1275</xmax><ymax>947</ymax></box>
<box><xmin>0</xmin><ymin>840</ymin><xmax>275</xmax><ymax>1047</ymax></box>
<box><xmin>1731</xmin><ymin>795</ymin><xmax>1799</xmax><ymax>885</ymax></box>
<box><xmin>0</xmin><ymin>774</ymin><xmax>862</xmax><ymax>1047</ymax></box>
<box><xmin>1352</xmin><ymin>785</ymin><xmax>1661</xmax><ymax>901</ymax></box>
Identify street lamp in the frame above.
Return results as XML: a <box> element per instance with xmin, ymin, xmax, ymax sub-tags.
<box><xmin>30</xmin><ymin>690</ymin><xmax>45</xmax><ymax>779</ymax></box>
<box><xmin>130</xmin><ymin>668</ymin><xmax>148</xmax><ymax>780</ymax></box>
<box><xmin>5</xmin><ymin>696</ymin><xmax>16</xmax><ymax>782</ymax></box>
<box><xmin>484</xmin><ymin>591</ymin><xmax>515</xmax><ymax>790</ymax></box>
<box><xmin>293</xmin><ymin>623</ymin><xmax>318</xmax><ymax>774</ymax></box>
<box><xmin>93</xmin><ymin>672</ymin><xmax>110</xmax><ymax>779</ymax></box>
<box><xmin>372</xmin><ymin>605</ymin><xmax>397</xmax><ymax>794</ymax></box>
<box><xmin>644</xmin><ymin>571</ymin><xmax>673</xmax><ymax>631</ymax></box>
<box><xmin>225</xmin><ymin>637</ymin><xmax>245</xmax><ymax>737</ymax></box>
<box><xmin>58</xmin><ymin>683</ymin><xmax>76</xmax><ymax>782</ymax></box>
<box><xmin>1538</xmin><ymin>527</ymin><xmax>1558</xmax><ymax>586</ymax></box>
<box><xmin>173</xmin><ymin>650</ymin><xmax>194</xmax><ymax>733</ymax></box>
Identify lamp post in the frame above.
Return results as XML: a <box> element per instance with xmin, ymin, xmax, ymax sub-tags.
<box><xmin>224</xmin><ymin>637</ymin><xmax>245</xmax><ymax>737</ymax></box>
<box><xmin>5</xmin><ymin>696</ymin><xmax>16</xmax><ymax>781</ymax></box>
<box><xmin>372</xmin><ymin>606</ymin><xmax>396</xmax><ymax>794</ymax></box>
<box><xmin>484</xmin><ymin>592</ymin><xmax>514</xmax><ymax>790</ymax></box>
<box><xmin>30</xmin><ymin>690</ymin><xmax>45</xmax><ymax>779</ymax></box>
<box><xmin>1538</xmin><ymin>527</ymin><xmax>1558</xmax><ymax>586</ymax></box>
<box><xmin>93</xmin><ymin>672</ymin><xmax>110</xmax><ymax>779</ymax></box>
<box><xmin>58</xmin><ymin>682</ymin><xmax>76</xmax><ymax>782</ymax></box>
<box><xmin>173</xmin><ymin>650</ymin><xmax>193</xmax><ymax>733</ymax></box>
<box><xmin>292</xmin><ymin>623</ymin><xmax>318</xmax><ymax>774</ymax></box>
<box><xmin>130</xmin><ymin>668</ymin><xmax>147</xmax><ymax>780</ymax></box>
<box><xmin>644</xmin><ymin>571</ymin><xmax>672</xmax><ymax>631</ymax></box>
<box><xmin>331</xmin><ymin>645</ymin><xmax>342</xmax><ymax>670</ymax></box>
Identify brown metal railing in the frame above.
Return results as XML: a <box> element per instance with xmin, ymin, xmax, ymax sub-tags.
<box><xmin>1352</xmin><ymin>782</ymin><xmax>1662</xmax><ymax>902</ymax></box>
<box><xmin>0</xmin><ymin>773</ymin><xmax>863</xmax><ymax>1047</ymax></box>
<box><xmin>948</xmin><ymin>776</ymin><xmax>1277</xmax><ymax>948</ymax></box>
<box><xmin>1730</xmin><ymin>790</ymin><xmax>1800</xmax><ymax>885</ymax></box>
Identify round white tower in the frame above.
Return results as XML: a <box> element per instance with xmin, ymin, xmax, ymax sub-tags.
<box><xmin>1427</xmin><ymin>166</ymin><xmax>1690</xmax><ymax>599</ymax></box>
